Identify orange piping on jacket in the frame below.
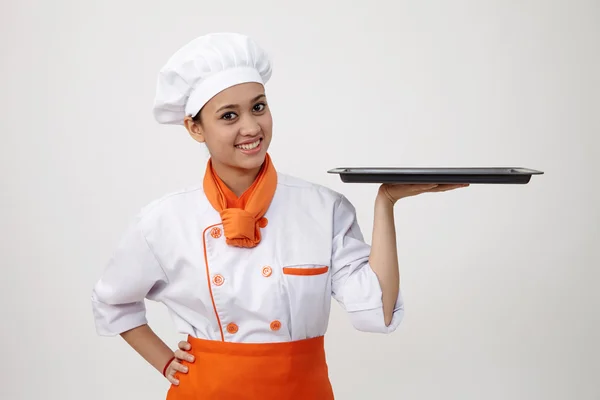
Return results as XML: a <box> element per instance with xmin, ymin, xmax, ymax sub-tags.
<box><xmin>282</xmin><ymin>266</ymin><xmax>329</xmax><ymax>276</ymax></box>
<box><xmin>202</xmin><ymin>223</ymin><xmax>225</xmax><ymax>342</ymax></box>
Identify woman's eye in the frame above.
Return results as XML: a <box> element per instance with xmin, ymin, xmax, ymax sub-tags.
<box><xmin>221</xmin><ymin>112</ymin><xmax>237</xmax><ymax>120</ymax></box>
<box><xmin>253</xmin><ymin>103</ymin><xmax>266</xmax><ymax>112</ymax></box>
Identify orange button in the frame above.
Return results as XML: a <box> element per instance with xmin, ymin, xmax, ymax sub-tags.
<box><xmin>270</xmin><ymin>320</ymin><xmax>281</xmax><ymax>331</ymax></box>
<box><xmin>258</xmin><ymin>217</ymin><xmax>268</xmax><ymax>228</ymax></box>
<box><xmin>212</xmin><ymin>274</ymin><xmax>224</xmax><ymax>286</ymax></box>
<box><xmin>226</xmin><ymin>323</ymin><xmax>238</xmax><ymax>334</ymax></box>
<box><xmin>210</xmin><ymin>227</ymin><xmax>222</xmax><ymax>239</ymax></box>
<box><xmin>262</xmin><ymin>266</ymin><xmax>272</xmax><ymax>277</ymax></box>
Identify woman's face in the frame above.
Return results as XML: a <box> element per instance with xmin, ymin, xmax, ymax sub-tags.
<box><xmin>184</xmin><ymin>82</ymin><xmax>273</xmax><ymax>174</ymax></box>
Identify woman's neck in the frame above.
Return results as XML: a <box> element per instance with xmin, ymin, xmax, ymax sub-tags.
<box><xmin>211</xmin><ymin>161</ymin><xmax>262</xmax><ymax>198</ymax></box>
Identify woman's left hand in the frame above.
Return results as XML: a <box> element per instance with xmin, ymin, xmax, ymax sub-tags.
<box><xmin>379</xmin><ymin>183</ymin><xmax>469</xmax><ymax>205</ymax></box>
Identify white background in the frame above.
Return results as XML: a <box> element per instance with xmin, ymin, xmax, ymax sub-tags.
<box><xmin>2</xmin><ymin>1</ymin><xmax>599</xmax><ymax>399</ymax></box>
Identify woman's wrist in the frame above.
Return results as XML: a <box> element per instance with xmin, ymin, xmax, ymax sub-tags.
<box><xmin>162</xmin><ymin>355</ymin><xmax>176</xmax><ymax>376</ymax></box>
<box><xmin>119</xmin><ymin>324</ymin><xmax>177</xmax><ymax>376</ymax></box>
<box><xmin>377</xmin><ymin>186</ymin><xmax>398</xmax><ymax>207</ymax></box>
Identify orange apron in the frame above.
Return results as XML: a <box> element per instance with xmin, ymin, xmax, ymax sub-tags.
<box><xmin>166</xmin><ymin>335</ymin><xmax>335</xmax><ymax>399</ymax></box>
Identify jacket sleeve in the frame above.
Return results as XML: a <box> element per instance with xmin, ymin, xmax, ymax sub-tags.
<box><xmin>330</xmin><ymin>195</ymin><xmax>404</xmax><ymax>334</ymax></box>
<box><xmin>91</xmin><ymin>215</ymin><xmax>168</xmax><ymax>336</ymax></box>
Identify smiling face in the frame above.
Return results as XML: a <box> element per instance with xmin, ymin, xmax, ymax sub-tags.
<box><xmin>184</xmin><ymin>82</ymin><xmax>273</xmax><ymax>177</ymax></box>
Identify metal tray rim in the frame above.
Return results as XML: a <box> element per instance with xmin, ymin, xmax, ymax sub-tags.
<box><xmin>327</xmin><ymin>167</ymin><xmax>544</xmax><ymax>175</ymax></box>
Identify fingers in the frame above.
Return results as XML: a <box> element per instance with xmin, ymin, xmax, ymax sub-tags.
<box><xmin>167</xmin><ymin>372</ymin><xmax>180</xmax><ymax>386</ymax></box>
<box><xmin>178</xmin><ymin>341</ymin><xmax>191</xmax><ymax>351</ymax></box>
<box><xmin>428</xmin><ymin>183</ymin><xmax>469</xmax><ymax>192</ymax></box>
<box><xmin>401</xmin><ymin>183</ymin><xmax>438</xmax><ymax>191</ymax></box>
<box><xmin>165</xmin><ymin>360</ymin><xmax>189</xmax><ymax>386</ymax></box>
<box><xmin>172</xmin><ymin>360</ymin><xmax>189</xmax><ymax>374</ymax></box>
<box><xmin>383</xmin><ymin>183</ymin><xmax>437</xmax><ymax>191</ymax></box>
<box><xmin>419</xmin><ymin>184</ymin><xmax>440</xmax><ymax>190</ymax></box>
<box><xmin>165</xmin><ymin>361</ymin><xmax>180</xmax><ymax>386</ymax></box>
<box><xmin>175</xmin><ymin>349</ymin><xmax>195</xmax><ymax>363</ymax></box>
<box><xmin>382</xmin><ymin>183</ymin><xmax>438</xmax><ymax>201</ymax></box>
<box><xmin>381</xmin><ymin>182</ymin><xmax>469</xmax><ymax>202</ymax></box>
<box><xmin>395</xmin><ymin>183</ymin><xmax>467</xmax><ymax>192</ymax></box>
<box><xmin>165</xmin><ymin>342</ymin><xmax>194</xmax><ymax>386</ymax></box>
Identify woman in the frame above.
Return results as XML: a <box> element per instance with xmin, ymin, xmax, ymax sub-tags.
<box><xmin>91</xmin><ymin>32</ymin><xmax>466</xmax><ymax>399</ymax></box>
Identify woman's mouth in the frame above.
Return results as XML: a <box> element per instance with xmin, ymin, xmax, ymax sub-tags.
<box><xmin>235</xmin><ymin>138</ymin><xmax>262</xmax><ymax>154</ymax></box>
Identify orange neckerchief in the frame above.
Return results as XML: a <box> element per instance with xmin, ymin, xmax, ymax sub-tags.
<box><xmin>203</xmin><ymin>153</ymin><xmax>277</xmax><ymax>248</ymax></box>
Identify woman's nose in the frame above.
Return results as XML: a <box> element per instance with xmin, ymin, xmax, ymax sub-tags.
<box><xmin>239</xmin><ymin>116</ymin><xmax>261</xmax><ymax>136</ymax></box>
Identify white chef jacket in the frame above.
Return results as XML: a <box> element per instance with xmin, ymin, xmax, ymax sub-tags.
<box><xmin>91</xmin><ymin>173</ymin><xmax>404</xmax><ymax>342</ymax></box>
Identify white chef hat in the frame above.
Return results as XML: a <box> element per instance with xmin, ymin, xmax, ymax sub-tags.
<box><xmin>153</xmin><ymin>32</ymin><xmax>272</xmax><ymax>125</ymax></box>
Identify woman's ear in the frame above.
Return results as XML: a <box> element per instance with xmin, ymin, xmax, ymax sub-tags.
<box><xmin>184</xmin><ymin>116</ymin><xmax>205</xmax><ymax>143</ymax></box>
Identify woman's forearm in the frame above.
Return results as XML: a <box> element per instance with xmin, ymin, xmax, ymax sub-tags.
<box><xmin>368</xmin><ymin>189</ymin><xmax>400</xmax><ymax>326</ymax></box>
<box><xmin>120</xmin><ymin>324</ymin><xmax>174</xmax><ymax>374</ymax></box>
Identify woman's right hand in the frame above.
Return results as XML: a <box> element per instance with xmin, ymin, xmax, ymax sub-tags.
<box><xmin>164</xmin><ymin>340</ymin><xmax>195</xmax><ymax>385</ymax></box>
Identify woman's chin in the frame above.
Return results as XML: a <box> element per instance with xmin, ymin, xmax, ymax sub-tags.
<box><xmin>234</xmin><ymin>151</ymin><xmax>267</xmax><ymax>171</ymax></box>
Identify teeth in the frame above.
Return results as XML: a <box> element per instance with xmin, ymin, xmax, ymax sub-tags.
<box><xmin>236</xmin><ymin>139</ymin><xmax>260</xmax><ymax>150</ymax></box>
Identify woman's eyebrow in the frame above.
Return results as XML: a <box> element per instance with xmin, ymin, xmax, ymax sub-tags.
<box><xmin>215</xmin><ymin>94</ymin><xmax>266</xmax><ymax>114</ymax></box>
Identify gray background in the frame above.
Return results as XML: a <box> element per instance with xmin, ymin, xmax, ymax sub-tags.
<box><xmin>2</xmin><ymin>0</ymin><xmax>598</xmax><ymax>399</ymax></box>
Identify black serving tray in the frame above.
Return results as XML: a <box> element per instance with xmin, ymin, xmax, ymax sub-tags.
<box><xmin>328</xmin><ymin>167</ymin><xmax>544</xmax><ymax>184</ymax></box>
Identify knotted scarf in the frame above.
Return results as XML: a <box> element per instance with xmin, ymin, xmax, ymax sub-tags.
<box><xmin>203</xmin><ymin>153</ymin><xmax>277</xmax><ymax>248</ymax></box>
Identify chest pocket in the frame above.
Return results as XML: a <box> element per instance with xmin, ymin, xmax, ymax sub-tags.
<box><xmin>281</xmin><ymin>264</ymin><xmax>332</xmax><ymax>340</ymax></box>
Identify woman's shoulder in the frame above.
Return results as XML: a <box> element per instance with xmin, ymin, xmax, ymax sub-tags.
<box><xmin>132</xmin><ymin>184</ymin><xmax>209</xmax><ymax>224</ymax></box>
<box><xmin>276</xmin><ymin>172</ymin><xmax>346</xmax><ymax>205</ymax></box>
